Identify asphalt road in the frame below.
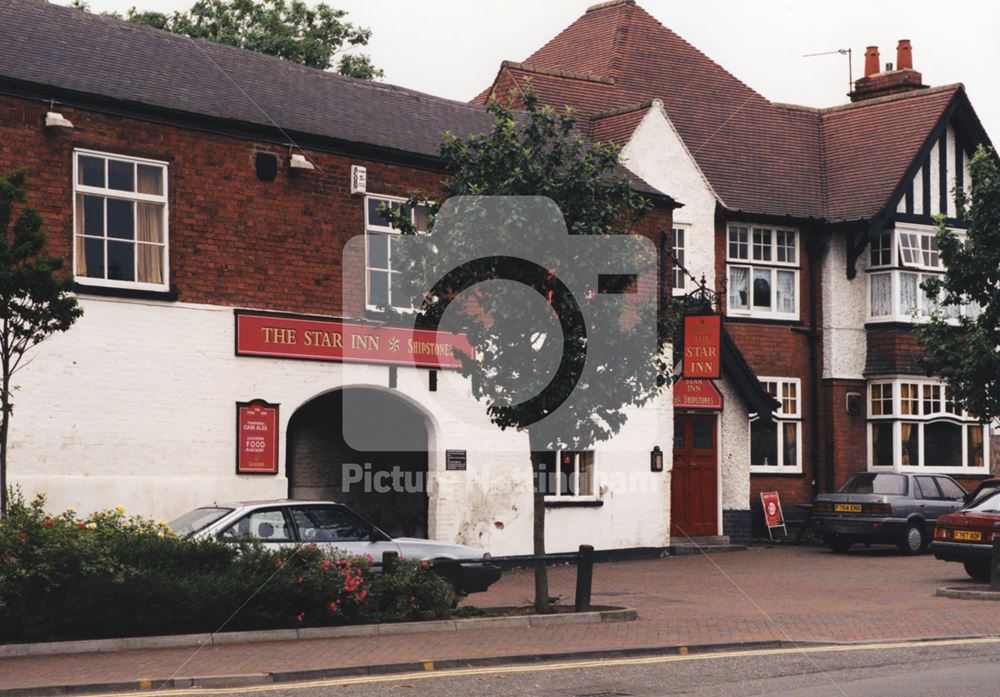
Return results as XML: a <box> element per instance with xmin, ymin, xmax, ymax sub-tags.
<box><xmin>92</xmin><ymin>637</ymin><xmax>1000</xmax><ymax>697</ymax></box>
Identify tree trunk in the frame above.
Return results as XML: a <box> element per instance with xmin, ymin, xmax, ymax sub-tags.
<box><xmin>0</xmin><ymin>368</ymin><xmax>8</xmax><ymax>517</ymax></box>
<box><xmin>529</xmin><ymin>430</ymin><xmax>550</xmax><ymax>614</ymax></box>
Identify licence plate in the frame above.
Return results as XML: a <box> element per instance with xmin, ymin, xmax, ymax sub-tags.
<box><xmin>833</xmin><ymin>503</ymin><xmax>862</xmax><ymax>513</ymax></box>
<box><xmin>953</xmin><ymin>530</ymin><xmax>983</xmax><ymax>542</ymax></box>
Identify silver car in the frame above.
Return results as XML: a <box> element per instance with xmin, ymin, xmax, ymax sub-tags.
<box><xmin>169</xmin><ymin>500</ymin><xmax>501</xmax><ymax>594</ymax></box>
<box><xmin>811</xmin><ymin>472</ymin><xmax>967</xmax><ymax>555</ymax></box>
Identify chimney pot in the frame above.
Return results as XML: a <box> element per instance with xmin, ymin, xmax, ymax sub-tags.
<box><xmin>897</xmin><ymin>39</ymin><xmax>913</xmax><ymax>70</ymax></box>
<box><xmin>864</xmin><ymin>46</ymin><xmax>880</xmax><ymax>77</ymax></box>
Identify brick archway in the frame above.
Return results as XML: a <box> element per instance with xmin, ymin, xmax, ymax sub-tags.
<box><xmin>286</xmin><ymin>388</ymin><xmax>430</xmax><ymax>538</ymax></box>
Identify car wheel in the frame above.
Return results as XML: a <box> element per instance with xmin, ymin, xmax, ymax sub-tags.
<box><xmin>964</xmin><ymin>561</ymin><xmax>991</xmax><ymax>582</ymax></box>
<box><xmin>829</xmin><ymin>536</ymin><xmax>852</xmax><ymax>554</ymax></box>
<box><xmin>899</xmin><ymin>522</ymin><xmax>924</xmax><ymax>555</ymax></box>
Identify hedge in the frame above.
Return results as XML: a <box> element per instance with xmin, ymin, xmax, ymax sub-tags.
<box><xmin>0</xmin><ymin>491</ymin><xmax>455</xmax><ymax>642</ymax></box>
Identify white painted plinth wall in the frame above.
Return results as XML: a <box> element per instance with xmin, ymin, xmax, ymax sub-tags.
<box><xmin>10</xmin><ymin>297</ymin><xmax>672</xmax><ymax>556</ymax></box>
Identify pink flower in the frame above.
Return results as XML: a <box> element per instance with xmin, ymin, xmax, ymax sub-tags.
<box><xmin>296</xmin><ymin>612</ymin><xmax>305</xmax><ymax>622</ymax></box>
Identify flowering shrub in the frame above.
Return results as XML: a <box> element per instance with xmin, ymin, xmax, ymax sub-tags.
<box><xmin>0</xmin><ymin>491</ymin><xmax>454</xmax><ymax>642</ymax></box>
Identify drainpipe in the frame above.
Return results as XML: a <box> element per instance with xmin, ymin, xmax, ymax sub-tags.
<box><xmin>802</xmin><ymin>231</ymin><xmax>827</xmax><ymax>497</ymax></box>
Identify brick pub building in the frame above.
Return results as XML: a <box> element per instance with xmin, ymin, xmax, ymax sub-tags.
<box><xmin>0</xmin><ymin>0</ymin><xmax>678</xmax><ymax>556</ymax></box>
<box><xmin>475</xmin><ymin>0</ymin><xmax>997</xmax><ymax>541</ymax></box>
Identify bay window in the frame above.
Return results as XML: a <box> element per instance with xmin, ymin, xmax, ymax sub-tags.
<box><xmin>867</xmin><ymin>224</ymin><xmax>982</xmax><ymax>322</ymax></box>
<box><xmin>868</xmin><ymin>378</ymin><xmax>989</xmax><ymax>473</ymax></box>
<box><xmin>727</xmin><ymin>225</ymin><xmax>798</xmax><ymax>319</ymax></box>
<box><xmin>73</xmin><ymin>150</ymin><xmax>168</xmax><ymax>290</ymax></box>
<box><xmin>750</xmin><ymin>378</ymin><xmax>802</xmax><ymax>473</ymax></box>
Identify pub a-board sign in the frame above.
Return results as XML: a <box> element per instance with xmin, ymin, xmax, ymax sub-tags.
<box><xmin>236</xmin><ymin>400</ymin><xmax>279</xmax><ymax>475</ymax></box>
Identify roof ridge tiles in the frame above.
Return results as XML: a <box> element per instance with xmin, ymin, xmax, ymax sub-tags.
<box><xmin>586</xmin><ymin>0</ymin><xmax>636</xmax><ymax>13</ymax></box>
<box><xmin>818</xmin><ymin>83</ymin><xmax>962</xmax><ymax>116</ymax></box>
<box><xmin>500</xmin><ymin>61</ymin><xmax>615</xmax><ymax>85</ymax></box>
<box><xmin>590</xmin><ymin>100</ymin><xmax>654</xmax><ymax>121</ymax></box>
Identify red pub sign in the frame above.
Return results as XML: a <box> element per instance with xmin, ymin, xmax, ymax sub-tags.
<box><xmin>683</xmin><ymin>314</ymin><xmax>721</xmax><ymax>379</ymax></box>
<box><xmin>235</xmin><ymin>311</ymin><xmax>473</xmax><ymax>369</ymax></box>
<box><xmin>673</xmin><ymin>378</ymin><xmax>724</xmax><ymax>410</ymax></box>
<box><xmin>236</xmin><ymin>400</ymin><xmax>279</xmax><ymax>474</ymax></box>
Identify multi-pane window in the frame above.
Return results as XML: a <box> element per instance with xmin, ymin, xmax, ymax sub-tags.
<box><xmin>868</xmin><ymin>225</ymin><xmax>982</xmax><ymax>322</ymax></box>
<box><xmin>750</xmin><ymin>378</ymin><xmax>802</xmax><ymax>473</ymax></box>
<box><xmin>364</xmin><ymin>195</ymin><xmax>430</xmax><ymax>310</ymax></box>
<box><xmin>672</xmin><ymin>226</ymin><xmax>687</xmax><ymax>293</ymax></box>
<box><xmin>727</xmin><ymin>225</ymin><xmax>798</xmax><ymax>319</ymax></box>
<box><xmin>539</xmin><ymin>450</ymin><xmax>595</xmax><ymax>499</ymax></box>
<box><xmin>868</xmin><ymin>378</ymin><xmax>989</xmax><ymax>472</ymax></box>
<box><xmin>73</xmin><ymin>150</ymin><xmax>168</xmax><ymax>289</ymax></box>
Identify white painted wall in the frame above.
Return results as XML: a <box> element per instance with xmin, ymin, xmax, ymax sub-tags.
<box><xmin>717</xmin><ymin>378</ymin><xmax>751</xmax><ymax>513</ymax></box>
<box><xmin>9</xmin><ymin>296</ymin><xmax>670</xmax><ymax>556</ymax></box>
<box><xmin>821</xmin><ymin>236</ymin><xmax>868</xmax><ymax>380</ymax></box>
<box><xmin>619</xmin><ymin>100</ymin><xmax>719</xmax><ymax>292</ymax></box>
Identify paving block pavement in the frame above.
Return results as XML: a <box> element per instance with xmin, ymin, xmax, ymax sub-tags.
<box><xmin>2</xmin><ymin>545</ymin><xmax>999</xmax><ymax>692</ymax></box>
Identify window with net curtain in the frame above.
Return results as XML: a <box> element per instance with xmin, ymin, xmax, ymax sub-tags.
<box><xmin>74</xmin><ymin>151</ymin><xmax>167</xmax><ymax>288</ymax></box>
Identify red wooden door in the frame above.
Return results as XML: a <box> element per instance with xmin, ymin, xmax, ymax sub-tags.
<box><xmin>670</xmin><ymin>413</ymin><xmax>718</xmax><ymax>537</ymax></box>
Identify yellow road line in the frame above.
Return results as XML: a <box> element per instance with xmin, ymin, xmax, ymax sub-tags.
<box><xmin>86</xmin><ymin>635</ymin><xmax>1000</xmax><ymax>697</ymax></box>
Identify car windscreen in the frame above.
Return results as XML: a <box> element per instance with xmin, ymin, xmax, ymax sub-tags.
<box><xmin>839</xmin><ymin>473</ymin><xmax>908</xmax><ymax>496</ymax></box>
<box><xmin>966</xmin><ymin>490</ymin><xmax>1000</xmax><ymax>513</ymax></box>
<box><xmin>169</xmin><ymin>507</ymin><xmax>233</xmax><ymax>537</ymax></box>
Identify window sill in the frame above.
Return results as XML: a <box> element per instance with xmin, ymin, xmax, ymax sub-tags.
<box><xmin>544</xmin><ymin>498</ymin><xmax>605</xmax><ymax>508</ymax></box>
<box><xmin>74</xmin><ymin>282</ymin><xmax>178</xmax><ymax>302</ymax></box>
<box><xmin>867</xmin><ymin>465</ymin><xmax>990</xmax><ymax>476</ymax></box>
<box><xmin>724</xmin><ymin>316</ymin><xmax>803</xmax><ymax>326</ymax></box>
<box><xmin>750</xmin><ymin>468</ymin><xmax>805</xmax><ymax>477</ymax></box>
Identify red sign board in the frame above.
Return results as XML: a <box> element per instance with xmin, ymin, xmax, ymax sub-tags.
<box><xmin>235</xmin><ymin>312</ymin><xmax>473</xmax><ymax>369</ymax></box>
<box><xmin>761</xmin><ymin>491</ymin><xmax>784</xmax><ymax>528</ymax></box>
<box><xmin>237</xmin><ymin>400</ymin><xmax>279</xmax><ymax>475</ymax></box>
<box><xmin>673</xmin><ymin>378</ymin><xmax>724</xmax><ymax>410</ymax></box>
<box><xmin>683</xmin><ymin>314</ymin><xmax>721</xmax><ymax>379</ymax></box>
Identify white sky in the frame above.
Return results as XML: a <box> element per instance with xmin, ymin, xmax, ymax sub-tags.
<box><xmin>56</xmin><ymin>0</ymin><xmax>1000</xmax><ymax>140</ymax></box>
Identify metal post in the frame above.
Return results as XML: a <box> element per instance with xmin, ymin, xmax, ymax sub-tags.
<box><xmin>991</xmin><ymin>537</ymin><xmax>1000</xmax><ymax>590</ymax></box>
<box><xmin>574</xmin><ymin>544</ymin><xmax>594</xmax><ymax>612</ymax></box>
<box><xmin>382</xmin><ymin>550</ymin><xmax>399</xmax><ymax>575</ymax></box>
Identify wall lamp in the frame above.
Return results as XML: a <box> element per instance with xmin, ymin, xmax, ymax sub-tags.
<box><xmin>44</xmin><ymin>111</ymin><xmax>73</xmax><ymax>129</ymax></box>
<box><xmin>650</xmin><ymin>445</ymin><xmax>664</xmax><ymax>472</ymax></box>
<box><xmin>289</xmin><ymin>151</ymin><xmax>315</xmax><ymax>171</ymax></box>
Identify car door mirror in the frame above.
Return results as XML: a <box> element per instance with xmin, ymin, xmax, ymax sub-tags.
<box><xmin>370</xmin><ymin>527</ymin><xmax>390</xmax><ymax>542</ymax></box>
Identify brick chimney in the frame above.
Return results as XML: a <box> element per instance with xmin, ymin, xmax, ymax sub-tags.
<box><xmin>850</xmin><ymin>39</ymin><xmax>928</xmax><ymax>102</ymax></box>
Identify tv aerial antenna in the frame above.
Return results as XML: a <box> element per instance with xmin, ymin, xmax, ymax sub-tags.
<box><xmin>803</xmin><ymin>48</ymin><xmax>853</xmax><ymax>95</ymax></box>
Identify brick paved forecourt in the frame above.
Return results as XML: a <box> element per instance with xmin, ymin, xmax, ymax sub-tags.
<box><xmin>2</xmin><ymin>547</ymin><xmax>999</xmax><ymax>694</ymax></box>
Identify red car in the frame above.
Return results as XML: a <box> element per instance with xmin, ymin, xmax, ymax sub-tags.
<box><xmin>931</xmin><ymin>479</ymin><xmax>1000</xmax><ymax>581</ymax></box>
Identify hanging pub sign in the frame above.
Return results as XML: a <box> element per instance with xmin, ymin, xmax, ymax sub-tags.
<box><xmin>236</xmin><ymin>400</ymin><xmax>279</xmax><ymax>475</ymax></box>
<box><xmin>235</xmin><ymin>311</ymin><xmax>472</xmax><ymax>370</ymax></box>
<box><xmin>673</xmin><ymin>378</ymin><xmax>724</xmax><ymax>410</ymax></box>
<box><xmin>683</xmin><ymin>314</ymin><xmax>721</xmax><ymax>379</ymax></box>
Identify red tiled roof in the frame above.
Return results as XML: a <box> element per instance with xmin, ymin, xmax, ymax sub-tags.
<box><xmin>821</xmin><ymin>86</ymin><xmax>959</xmax><ymax>221</ymax></box>
<box><xmin>590</xmin><ymin>104</ymin><xmax>650</xmax><ymax>148</ymax></box>
<box><xmin>476</xmin><ymin>0</ymin><xmax>979</xmax><ymax>222</ymax></box>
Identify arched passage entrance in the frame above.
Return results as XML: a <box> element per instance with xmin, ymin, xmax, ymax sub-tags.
<box><xmin>287</xmin><ymin>387</ymin><xmax>430</xmax><ymax>538</ymax></box>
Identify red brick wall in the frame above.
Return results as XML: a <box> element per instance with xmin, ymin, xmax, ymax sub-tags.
<box><xmin>864</xmin><ymin>325</ymin><xmax>923</xmax><ymax>375</ymax></box>
<box><xmin>822</xmin><ymin>378</ymin><xmax>867</xmax><ymax>490</ymax></box>
<box><xmin>0</xmin><ymin>94</ymin><xmax>671</xmax><ymax>316</ymax></box>
<box><xmin>714</xmin><ymin>217</ymin><xmax>824</xmax><ymax>507</ymax></box>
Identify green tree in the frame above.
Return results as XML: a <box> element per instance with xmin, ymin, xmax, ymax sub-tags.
<box><xmin>71</xmin><ymin>0</ymin><xmax>383</xmax><ymax>79</ymax></box>
<box><xmin>387</xmin><ymin>91</ymin><xmax>668</xmax><ymax>612</ymax></box>
<box><xmin>0</xmin><ymin>170</ymin><xmax>82</xmax><ymax>516</ymax></box>
<box><xmin>917</xmin><ymin>146</ymin><xmax>1000</xmax><ymax>419</ymax></box>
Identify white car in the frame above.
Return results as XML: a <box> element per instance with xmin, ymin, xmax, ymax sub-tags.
<box><xmin>169</xmin><ymin>499</ymin><xmax>501</xmax><ymax>594</ymax></box>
